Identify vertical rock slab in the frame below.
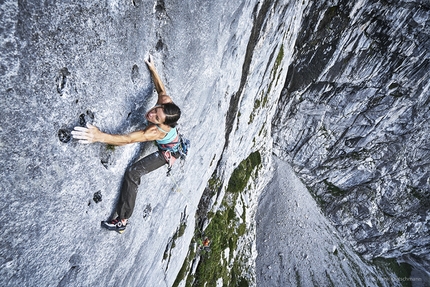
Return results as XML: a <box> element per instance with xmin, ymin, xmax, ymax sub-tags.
<box><xmin>1</xmin><ymin>0</ymin><xmax>302</xmax><ymax>286</ymax></box>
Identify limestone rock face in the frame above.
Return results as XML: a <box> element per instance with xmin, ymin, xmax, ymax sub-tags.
<box><xmin>2</xmin><ymin>0</ymin><xmax>429</xmax><ymax>286</ymax></box>
<box><xmin>272</xmin><ymin>0</ymin><xmax>430</xmax><ymax>274</ymax></box>
<box><xmin>1</xmin><ymin>0</ymin><xmax>294</xmax><ymax>286</ymax></box>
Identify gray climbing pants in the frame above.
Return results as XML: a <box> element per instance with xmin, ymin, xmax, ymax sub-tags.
<box><xmin>116</xmin><ymin>151</ymin><xmax>167</xmax><ymax>220</ymax></box>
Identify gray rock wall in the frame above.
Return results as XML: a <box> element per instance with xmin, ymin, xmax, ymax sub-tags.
<box><xmin>1</xmin><ymin>0</ymin><xmax>297</xmax><ymax>286</ymax></box>
<box><xmin>272</xmin><ymin>0</ymin><xmax>430</xmax><ymax>276</ymax></box>
<box><xmin>2</xmin><ymin>0</ymin><xmax>429</xmax><ymax>285</ymax></box>
<box><xmin>257</xmin><ymin>157</ymin><xmax>402</xmax><ymax>287</ymax></box>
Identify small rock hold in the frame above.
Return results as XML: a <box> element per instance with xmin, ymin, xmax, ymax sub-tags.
<box><xmin>132</xmin><ymin>0</ymin><xmax>142</xmax><ymax>7</ymax></box>
<box><xmin>155</xmin><ymin>0</ymin><xmax>165</xmax><ymax>13</ymax></box>
<box><xmin>332</xmin><ymin>245</ymin><xmax>338</xmax><ymax>255</ymax></box>
<box><xmin>142</xmin><ymin>204</ymin><xmax>152</xmax><ymax>219</ymax></box>
<box><xmin>86</xmin><ymin>110</ymin><xmax>94</xmax><ymax>120</ymax></box>
<box><xmin>156</xmin><ymin>39</ymin><xmax>164</xmax><ymax>51</ymax></box>
<box><xmin>57</xmin><ymin>67</ymin><xmax>70</xmax><ymax>95</ymax></box>
<box><xmin>93</xmin><ymin>191</ymin><xmax>102</xmax><ymax>203</ymax></box>
<box><xmin>58</xmin><ymin>129</ymin><xmax>71</xmax><ymax>143</ymax></box>
<box><xmin>79</xmin><ymin>110</ymin><xmax>94</xmax><ymax>127</ymax></box>
<box><xmin>79</xmin><ymin>113</ymin><xmax>88</xmax><ymax>127</ymax></box>
<box><xmin>131</xmin><ymin>64</ymin><xmax>140</xmax><ymax>84</ymax></box>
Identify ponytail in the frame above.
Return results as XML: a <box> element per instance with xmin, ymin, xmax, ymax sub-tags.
<box><xmin>162</xmin><ymin>102</ymin><xmax>181</xmax><ymax>127</ymax></box>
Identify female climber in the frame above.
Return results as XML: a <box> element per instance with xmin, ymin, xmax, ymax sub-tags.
<box><xmin>71</xmin><ymin>55</ymin><xmax>181</xmax><ymax>233</ymax></box>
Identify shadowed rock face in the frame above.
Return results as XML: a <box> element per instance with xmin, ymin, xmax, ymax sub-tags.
<box><xmin>272</xmin><ymin>0</ymin><xmax>430</xmax><ymax>274</ymax></box>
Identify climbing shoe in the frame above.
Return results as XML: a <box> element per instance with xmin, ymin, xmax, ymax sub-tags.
<box><xmin>101</xmin><ymin>217</ymin><xmax>127</xmax><ymax>234</ymax></box>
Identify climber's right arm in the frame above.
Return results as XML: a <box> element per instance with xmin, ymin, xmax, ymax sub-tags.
<box><xmin>72</xmin><ymin>123</ymin><xmax>163</xmax><ymax>145</ymax></box>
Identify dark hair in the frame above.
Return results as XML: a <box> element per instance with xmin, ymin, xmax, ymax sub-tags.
<box><xmin>162</xmin><ymin>102</ymin><xmax>181</xmax><ymax>127</ymax></box>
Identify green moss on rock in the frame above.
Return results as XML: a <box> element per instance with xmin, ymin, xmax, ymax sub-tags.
<box><xmin>227</xmin><ymin>151</ymin><xmax>262</xmax><ymax>194</ymax></box>
<box><xmin>176</xmin><ymin>151</ymin><xmax>262</xmax><ymax>286</ymax></box>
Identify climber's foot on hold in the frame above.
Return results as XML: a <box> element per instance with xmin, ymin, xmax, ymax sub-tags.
<box><xmin>101</xmin><ymin>217</ymin><xmax>127</xmax><ymax>234</ymax></box>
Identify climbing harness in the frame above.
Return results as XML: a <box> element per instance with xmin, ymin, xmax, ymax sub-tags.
<box><xmin>157</xmin><ymin>131</ymin><xmax>190</xmax><ymax>177</ymax></box>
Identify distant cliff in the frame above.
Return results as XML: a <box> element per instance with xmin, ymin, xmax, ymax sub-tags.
<box><xmin>272</xmin><ymin>0</ymin><xmax>430</xmax><ymax>277</ymax></box>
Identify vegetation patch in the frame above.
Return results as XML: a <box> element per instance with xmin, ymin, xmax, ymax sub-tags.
<box><xmin>272</xmin><ymin>43</ymin><xmax>284</xmax><ymax>88</ymax></box>
<box><xmin>106</xmin><ymin>144</ymin><xmax>116</xmax><ymax>151</ymax></box>
<box><xmin>249</xmin><ymin>44</ymin><xmax>283</xmax><ymax>124</ymax></box>
<box><xmin>323</xmin><ymin>180</ymin><xmax>346</xmax><ymax>196</ymax></box>
<box><xmin>227</xmin><ymin>151</ymin><xmax>262</xmax><ymax>193</ymax></box>
<box><xmin>174</xmin><ymin>152</ymin><xmax>262</xmax><ymax>286</ymax></box>
<box><xmin>192</xmin><ymin>203</ymin><xmax>242</xmax><ymax>286</ymax></box>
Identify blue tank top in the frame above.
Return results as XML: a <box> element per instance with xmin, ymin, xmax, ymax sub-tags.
<box><xmin>156</xmin><ymin>126</ymin><xmax>178</xmax><ymax>145</ymax></box>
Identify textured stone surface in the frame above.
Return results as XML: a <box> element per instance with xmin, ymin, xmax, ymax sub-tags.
<box><xmin>2</xmin><ymin>0</ymin><xmax>429</xmax><ymax>286</ymax></box>
<box><xmin>1</xmin><ymin>0</ymin><xmax>291</xmax><ymax>286</ymax></box>
<box><xmin>257</xmin><ymin>157</ymin><xmax>401</xmax><ymax>287</ymax></box>
<box><xmin>272</xmin><ymin>0</ymin><xmax>430</xmax><ymax>277</ymax></box>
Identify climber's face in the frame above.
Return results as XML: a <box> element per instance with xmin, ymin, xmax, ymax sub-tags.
<box><xmin>146</xmin><ymin>106</ymin><xmax>166</xmax><ymax>124</ymax></box>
